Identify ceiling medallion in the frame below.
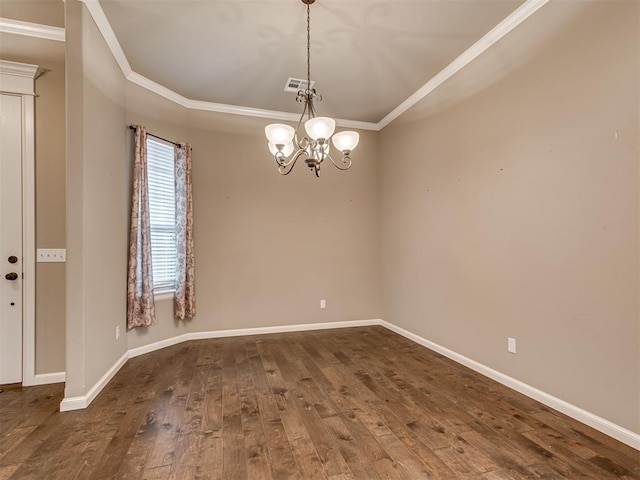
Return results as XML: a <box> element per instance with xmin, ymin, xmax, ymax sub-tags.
<box><xmin>264</xmin><ymin>0</ymin><xmax>359</xmax><ymax>177</ymax></box>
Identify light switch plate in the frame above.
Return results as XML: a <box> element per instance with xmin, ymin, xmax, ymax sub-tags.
<box><xmin>37</xmin><ymin>249</ymin><xmax>66</xmax><ymax>262</ymax></box>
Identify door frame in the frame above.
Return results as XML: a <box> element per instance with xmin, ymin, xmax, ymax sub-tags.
<box><xmin>0</xmin><ymin>60</ymin><xmax>38</xmax><ymax>386</ymax></box>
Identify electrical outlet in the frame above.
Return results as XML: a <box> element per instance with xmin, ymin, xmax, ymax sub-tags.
<box><xmin>320</xmin><ymin>299</ymin><xmax>326</xmax><ymax>309</ymax></box>
<box><xmin>116</xmin><ymin>325</ymin><xmax>120</xmax><ymax>340</ymax></box>
<box><xmin>507</xmin><ymin>337</ymin><xmax>516</xmax><ymax>354</ymax></box>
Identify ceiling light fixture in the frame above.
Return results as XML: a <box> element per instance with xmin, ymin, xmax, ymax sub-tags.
<box><xmin>265</xmin><ymin>0</ymin><xmax>359</xmax><ymax>177</ymax></box>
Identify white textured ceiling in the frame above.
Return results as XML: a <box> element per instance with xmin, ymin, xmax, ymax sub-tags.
<box><xmin>99</xmin><ymin>0</ymin><xmax>526</xmax><ymax>123</ymax></box>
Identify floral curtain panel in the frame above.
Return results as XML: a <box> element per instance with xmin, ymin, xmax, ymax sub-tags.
<box><xmin>174</xmin><ymin>143</ymin><xmax>196</xmax><ymax>320</ymax></box>
<box><xmin>127</xmin><ymin>125</ymin><xmax>156</xmax><ymax>328</ymax></box>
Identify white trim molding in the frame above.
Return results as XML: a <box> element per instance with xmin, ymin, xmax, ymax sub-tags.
<box><xmin>81</xmin><ymin>0</ymin><xmax>132</xmax><ymax>78</ymax></box>
<box><xmin>128</xmin><ymin>319</ymin><xmax>380</xmax><ymax>358</ymax></box>
<box><xmin>0</xmin><ymin>17</ymin><xmax>65</xmax><ymax>42</ymax></box>
<box><xmin>0</xmin><ymin>60</ymin><xmax>40</xmax><ymax>95</ymax></box>
<box><xmin>60</xmin><ymin>352</ymin><xmax>129</xmax><ymax>412</ymax></box>
<box><xmin>20</xmin><ymin>90</ymin><xmax>36</xmax><ymax>386</ymax></box>
<box><xmin>378</xmin><ymin>0</ymin><xmax>549</xmax><ymax>129</ymax></box>
<box><xmin>379</xmin><ymin>320</ymin><xmax>640</xmax><ymax>451</ymax></box>
<box><xmin>32</xmin><ymin>371</ymin><xmax>66</xmax><ymax>385</ymax></box>
<box><xmin>0</xmin><ymin>60</ymin><xmax>39</xmax><ymax>388</ymax></box>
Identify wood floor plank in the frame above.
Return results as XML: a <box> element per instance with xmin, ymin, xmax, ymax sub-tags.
<box><xmin>196</xmin><ymin>345</ymin><xmax>224</xmax><ymax>473</ymax></box>
<box><xmin>0</xmin><ymin>425</ymin><xmax>37</xmax><ymax>463</ymax></box>
<box><xmin>240</xmin><ymin>394</ymin><xmax>272</xmax><ymax>480</ymax></box>
<box><xmin>522</xmin><ymin>428</ymin><xmax>633</xmax><ymax>479</ymax></box>
<box><xmin>145</xmin><ymin>343</ymin><xmax>201</xmax><ymax>470</ymax></box>
<box><xmin>320</xmin><ymin>415</ymin><xmax>374</xmax><ymax>479</ymax></box>
<box><xmin>320</xmin><ymin>362</ymin><xmax>459</xmax><ymax>479</ymax></box>
<box><xmin>1</xmin><ymin>327</ymin><xmax>638</xmax><ymax>479</ymax></box>
<box><xmin>532</xmin><ymin>409</ymin><xmax>640</xmax><ymax>474</ymax></box>
<box><xmin>335</xmin><ymin>411</ymin><xmax>390</xmax><ymax>466</ymax></box>
<box><xmin>245</xmin><ymin>340</ymin><xmax>272</xmax><ymax>396</ymax></box>
<box><xmin>168</xmin><ymin>363</ymin><xmax>208</xmax><ymax>477</ymax></box>
<box><xmin>480</xmin><ymin>468</ymin><xmax>519</xmax><ymax>480</ymax></box>
<box><xmin>221</xmin><ymin>339</ymin><xmax>248</xmax><ymax>480</ymax></box>
<box><xmin>0</xmin><ymin>464</ymin><xmax>20</xmax><ymax>479</ymax></box>
<box><xmin>256</xmin><ymin>393</ymin><xmax>300</xmax><ymax>480</ymax></box>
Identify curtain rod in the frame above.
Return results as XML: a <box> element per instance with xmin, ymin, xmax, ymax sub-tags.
<box><xmin>128</xmin><ymin>125</ymin><xmax>180</xmax><ymax>147</ymax></box>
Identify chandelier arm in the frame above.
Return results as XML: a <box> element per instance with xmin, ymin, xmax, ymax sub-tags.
<box><xmin>294</xmin><ymin>97</ymin><xmax>309</xmax><ymax>144</ymax></box>
<box><xmin>327</xmin><ymin>152</ymin><xmax>353</xmax><ymax>171</ymax></box>
<box><xmin>297</xmin><ymin>135</ymin><xmax>310</xmax><ymax>151</ymax></box>
<box><xmin>278</xmin><ymin>149</ymin><xmax>306</xmax><ymax>175</ymax></box>
<box><xmin>308</xmin><ymin>96</ymin><xmax>316</xmax><ymax>119</ymax></box>
<box><xmin>275</xmin><ymin>145</ymin><xmax>302</xmax><ymax>168</ymax></box>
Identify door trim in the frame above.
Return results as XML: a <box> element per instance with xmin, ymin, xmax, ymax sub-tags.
<box><xmin>0</xmin><ymin>60</ymin><xmax>39</xmax><ymax>386</ymax></box>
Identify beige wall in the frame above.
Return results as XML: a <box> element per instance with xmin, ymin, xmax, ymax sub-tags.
<box><xmin>65</xmin><ymin>0</ymin><xmax>128</xmax><ymax>397</ymax></box>
<box><xmin>0</xmin><ymin>0</ymin><xmax>64</xmax><ymax>28</ymax></box>
<box><xmin>34</xmin><ymin>60</ymin><xmax>66</xmax><ymax>374</ymax></box>
<box><xmin>0</xmin><ymin>48</ymin><xmax>67</xmax><ymax>374</ymax></box>
<box><xmin>379</xmin><ymin>1</ymin><xmax>639</xmax><ymax>433</ymax></box>
<box><xmin>126</xmin><ymin>83</ymin><xmax>381</xmax><ymax>349</ymax></box>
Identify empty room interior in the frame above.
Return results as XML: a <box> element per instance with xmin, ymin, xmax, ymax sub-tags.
<box><xmin>0</xmin><ymin>0</ymin><xmax>638</xmax><ymax>478</ymax></box>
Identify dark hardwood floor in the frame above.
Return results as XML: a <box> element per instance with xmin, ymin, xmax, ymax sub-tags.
<box><xmin>0</xmin><ymin>326</ymin><xmax>638</xmax><ymax>479</ymax></box>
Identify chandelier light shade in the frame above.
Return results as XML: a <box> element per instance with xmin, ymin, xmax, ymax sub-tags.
<box><xmin>332</xmin><ymin>131</ymin><xmax>360</xmax><ymax>152</ymax></box>
<box><xmin>304</xmin><ymin>117</ymin><xmax>336</xmax><ymax>141</ymax></box>
<box><xmin>264</xmin><ymin>0</ymin><xmax>359</xmax><ymax>177</ymax></box>
<box><xmin>265</xmin><ymin>124</ymin><xmax>295</xmax><ymax>145</ymax></box>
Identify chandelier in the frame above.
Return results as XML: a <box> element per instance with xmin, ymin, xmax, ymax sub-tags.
<box><xmin>264</xmin><ymin>0</ymin><xmax>359</xmax><ymax>177</ymax></box>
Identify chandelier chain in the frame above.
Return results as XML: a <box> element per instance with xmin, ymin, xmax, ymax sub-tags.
<box><xmin>307</xmin><ymin>3</ymin><xmax>311</xmax><ymax>89</ymax></box>
<box><xmin>264</xmin><ymin>0</ymin><xmax>358</xmax><ymax>176</ymax></box>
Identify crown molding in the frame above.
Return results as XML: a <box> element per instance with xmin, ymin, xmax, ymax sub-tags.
<box><xmin>127</xmin><ymin>71</ymin><xmax>190</xmax><ymax>106</ymax></box>
<box><xmin>82</xmin><ymin>0</ymin><xmax>132</xmax><ymax>77</ymax></box>
<box><xmin>0</xmin><ymin>17</ymin><xmax>65</xmax><ymax>42</ymax></box>
<box><xmin>0</xmin><ymin>60</ymin><xmax>40</xmax><ymax>95</ymax></box>
<box><xmin>84</xmin><ymin>0</ymin><xmax>379</xmax><ymax>130</ymax></box>
<box><xmin>186</xmin><ymin>97</ymin><xmax>378</xmax><ymax>130</ymax></box>
<box><xmin>0</xmin><ymin>59</ymin><xmax>40</xmax><ymax>79</ymax></box>
<box><xmin>83</xmin><ymin>0</ymin><xmax>548</xmax><ymax>131</ymax></box>
<box><xmin>377</xmin><ymin>0</ymin><xmax>550</xmax><ymax>129</ymax></box>
<box><xmin>133</xmin><ymin>61</ymin><xmax>381</xmax><ymax>130</ymax></box>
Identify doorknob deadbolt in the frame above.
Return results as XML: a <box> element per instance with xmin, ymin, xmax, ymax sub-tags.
<box><xmin>5</xmin><ymin>272</ymin><xmax>18</xmax><ymax>281</ymax></box>
<box><xmin>7</xmin><ymin>256</ymin><xmax>17</xmax><ymax>264</ymax></box>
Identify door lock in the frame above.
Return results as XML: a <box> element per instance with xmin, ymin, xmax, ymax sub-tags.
<box><xmin>5</xmin><ymin>272</ymin><xmax>18</xmax><ymax>281</ymax></box>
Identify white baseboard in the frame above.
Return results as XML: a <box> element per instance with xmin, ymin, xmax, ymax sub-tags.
<box><xmin>62</xmin><ymin>319</ymin><xmax>381</xmax><ymax>410</ymax></box>
<box><xmin>56</xmin><ymin>317</ymin><xmax>639</xmax><ymax>450</ymax></box>
<box><xmin>379</xmin><ymin>320</ymin><xmax>640</xmax><ymax>451</ymax></box>
<box><xmin>31</xmin><ymin>371</ymin><xmax>65</xmax><ymax>385</ymax></box>
<box><xmin>129</xmin><ymin>319</ymin><xmax>380</xmax><ymax>358</ymax></box>
<box><xmin>59</xmin><ymin>351</ymin><xmax>129</xmax><ymax>412</ymax></box>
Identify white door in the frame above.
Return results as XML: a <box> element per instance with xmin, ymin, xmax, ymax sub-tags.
<box><xmin>0</xmin><ymin>93</ymin><xmax>23</xmax><ymax>384</ymax></box>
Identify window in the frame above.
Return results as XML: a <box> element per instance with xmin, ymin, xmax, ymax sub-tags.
<box><xmin>146</xmin><ymin>137</ymin><xmax>176</xmax><ymax>293</ymax></box>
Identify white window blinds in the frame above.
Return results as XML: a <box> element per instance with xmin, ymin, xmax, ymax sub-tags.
<box><xmin>146</xmin><ymin>137</ymin><xmax>176</xmax><ymax>292</ymax></box>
